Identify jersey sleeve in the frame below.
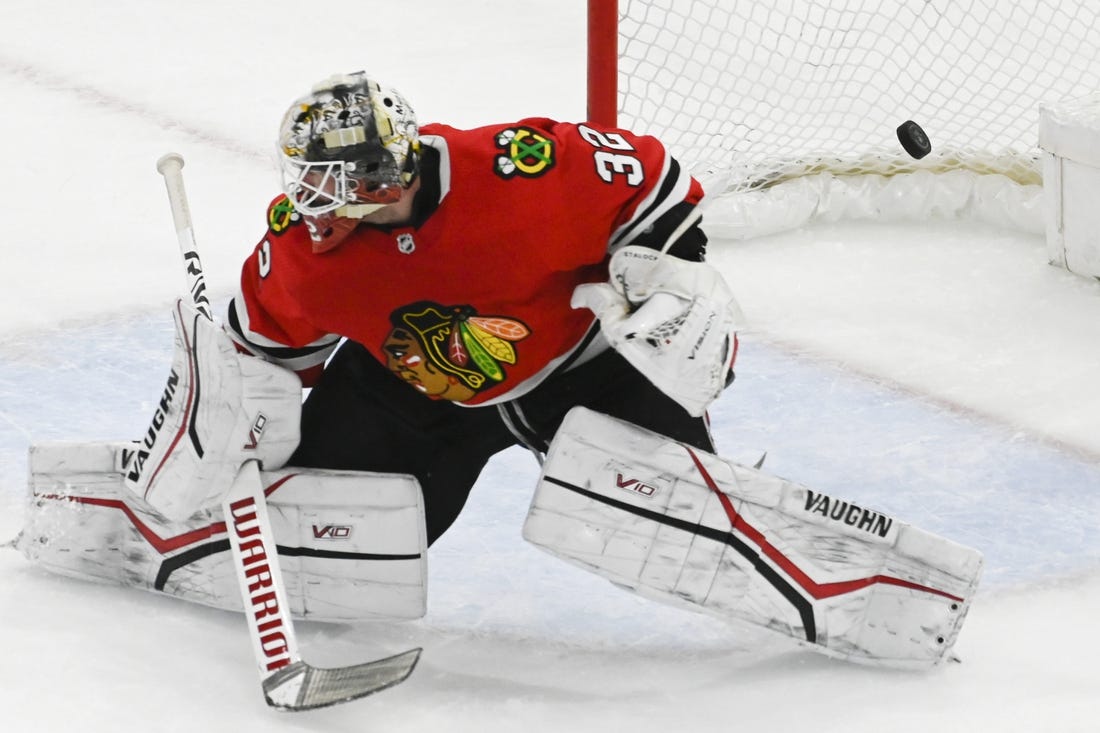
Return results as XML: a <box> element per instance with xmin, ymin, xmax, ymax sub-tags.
<box><xmin>225</xmin><ymin>197</ymin><xmax>341</xmax><ymax>386</ymax></box>
<box><xmin>519</xmin><ymin>117</ymin><xmax>707</xmax><ymax>263</ymax></box>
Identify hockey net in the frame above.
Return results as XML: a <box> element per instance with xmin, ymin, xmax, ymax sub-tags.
<box><xmin>589</xmin><ymin>0</ymin><xmax>1100</xmax><ymax>236</ymax></box>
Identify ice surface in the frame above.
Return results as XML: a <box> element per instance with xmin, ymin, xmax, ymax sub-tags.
<box><xmin>1</xmin><ymin>2</ymin><xmax>1098</xmax><ymax>730</ymax></box>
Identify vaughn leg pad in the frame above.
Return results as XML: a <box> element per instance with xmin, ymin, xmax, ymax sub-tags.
<box><xmin>523</xmin><ymin>407</ymin><xmax>983</xmax><ymax>668</ymax></box>
<box><xmin>19</xmin><ymin>441</ymin><xmax>427</xmax><ymax>622</ymax></box>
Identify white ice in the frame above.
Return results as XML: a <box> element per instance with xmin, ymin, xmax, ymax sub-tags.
<box><xmin>2</xmin><ymin>2</ymin><xmax>1099</xmax><ymax>731</ymax></box>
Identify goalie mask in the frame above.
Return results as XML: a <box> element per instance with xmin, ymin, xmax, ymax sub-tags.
<box><xmin>277</xmin><ymin>71</ymin><xmax>420</xmax><ymax>251</ymax></box>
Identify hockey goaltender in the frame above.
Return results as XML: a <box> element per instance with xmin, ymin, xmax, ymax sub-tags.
<box><xmin>16</xmin><ymin>71</ymin><xmax>983</xmax><ymax>707</ymax></box>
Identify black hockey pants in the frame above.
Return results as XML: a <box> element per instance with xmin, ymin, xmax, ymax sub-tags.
<box><xmin>290</xmin><ymin>340</ymin><xmax>716</xmax><ymax>545</ymax></box>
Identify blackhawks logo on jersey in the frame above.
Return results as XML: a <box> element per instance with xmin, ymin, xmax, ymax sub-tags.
<box><xmin>383</xmin><ymin>301</ymin><xmax>530</xmax><ymax>402</ymax></box>
<box><xmin>494</xmin><ymin>126</ymin><xmax>555</xmax><ymax>179</ymax></box>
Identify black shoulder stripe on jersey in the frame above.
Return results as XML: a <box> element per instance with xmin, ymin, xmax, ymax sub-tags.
<box><xmin>609</xmin><ymin>157</ymin><xmax>684</xmax><ymax>249</ymax></box>
<box><xmin>629</xmin><ymin>201</ymin><xmax>708</xmax><ymax>261</ymax></box>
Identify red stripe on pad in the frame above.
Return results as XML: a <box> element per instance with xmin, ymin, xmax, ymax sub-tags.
<box><xmin>684</xmin><ymin>447</ymin><xmax>963</xmax><ymax>603</ymax></box>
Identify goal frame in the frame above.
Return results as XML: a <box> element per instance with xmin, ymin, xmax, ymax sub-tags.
<box><xmin>587</xmin><ymin>0</ymin><xmax>618</xmax><ymax>128</ymax></box>
<box><xmin>581</xmin><ymin>0</ymin><xmax>1091</xmax><ymax>240</ymax></box>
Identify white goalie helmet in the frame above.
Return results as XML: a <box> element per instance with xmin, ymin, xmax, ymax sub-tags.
<box><xmin>277</xmin><ymin>71</ymin><xmax>420</xmax><ymax>223</ymax></box>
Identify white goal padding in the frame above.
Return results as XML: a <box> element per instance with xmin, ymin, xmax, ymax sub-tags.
<box><xmin>1039</xmin><ymin>93</ymin><xmax>1100</xmax><ymax>278</ymax></box>
<box><xmin>701</xmin><ymin>168</ymin><xmax>1044</xmax><ymax>241</ymax></box>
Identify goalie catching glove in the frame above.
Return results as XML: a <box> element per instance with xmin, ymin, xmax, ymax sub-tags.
<box><xmin>572</xmin><ymin>246</ymin><xmax>744</xmax><ymax>416</ymax></box>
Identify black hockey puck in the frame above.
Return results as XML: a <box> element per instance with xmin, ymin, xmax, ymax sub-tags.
<box><xmin>897</xmin><ymin>120</ymin><xmax>931</xmax><ymax>159</ymax></box>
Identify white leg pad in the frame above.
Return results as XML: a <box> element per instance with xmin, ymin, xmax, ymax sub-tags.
<box><xmin>523</xmin><ymin>407</ymin><xmax>983</xmax><ymax>668</ymax></box>
<box><xmin>19</xmin><ymin>441</ymin><xmax>426</xmax><ymax>622</ymax></box>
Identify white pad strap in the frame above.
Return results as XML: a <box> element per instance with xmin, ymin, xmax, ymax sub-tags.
<box><xmin>523</xmin><ymin>407</ymin><xmax>983</xmax><ymax>668</ymax></box>
<box><xmin>123</xmin><ymin>299</ymin><xmax>302</xmax><ymax>520</ymax></box>
<box><xmin>572</xmin><ymin>246</ymin><xmax>743</xmax><ymax>416</ymax></box>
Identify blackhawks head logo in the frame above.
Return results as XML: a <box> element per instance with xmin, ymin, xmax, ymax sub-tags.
<box><xmin>383</xmin><ymin>301</ymin><xmax>531</xmax><ymax>401</ymax></box>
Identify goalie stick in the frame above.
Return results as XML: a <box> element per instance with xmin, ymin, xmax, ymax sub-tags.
<box><xmin>155</xmin><ymin>153</ymin><xmax>420</xmax><ymax>710</ymax></box>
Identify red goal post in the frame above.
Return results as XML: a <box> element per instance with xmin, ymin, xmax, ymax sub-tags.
<box><xmin>587</xmin><ymin>0</ymin><xmax>619</xmax><ymax>128</ymax></box>
<box><xmin>587</xmin><ymin>0</ymin><xmax>1100</xmax><ymax>235</ymax></box>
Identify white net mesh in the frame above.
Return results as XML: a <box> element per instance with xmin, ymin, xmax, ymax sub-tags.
<box><xmin>617</xmin><ymin>0</ymin><xmax>1100</xmax><ymax>193</ymax></box>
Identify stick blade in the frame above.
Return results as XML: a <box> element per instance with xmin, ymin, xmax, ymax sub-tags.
<box><xmin>263</xmin><ymin>647</ymin><xmax>422</xmax><ymax>711</ymax></box>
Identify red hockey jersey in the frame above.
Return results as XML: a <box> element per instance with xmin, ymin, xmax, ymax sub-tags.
<box><xmin>231</xmin><ymin>117</ymin><xmax>703</xmax><ymax>406</ymax></box>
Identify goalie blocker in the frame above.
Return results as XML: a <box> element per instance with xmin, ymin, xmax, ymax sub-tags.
<box><xmin>524</xmin><ymin>407</ymin><xmax>983</xmax><ymax>668</ymax></box>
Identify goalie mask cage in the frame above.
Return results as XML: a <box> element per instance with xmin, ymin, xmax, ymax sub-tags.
<box><xmin>587</xmin><ymin>0</ymin><xmax>1100</xmax><ymax>234</ymax></box>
